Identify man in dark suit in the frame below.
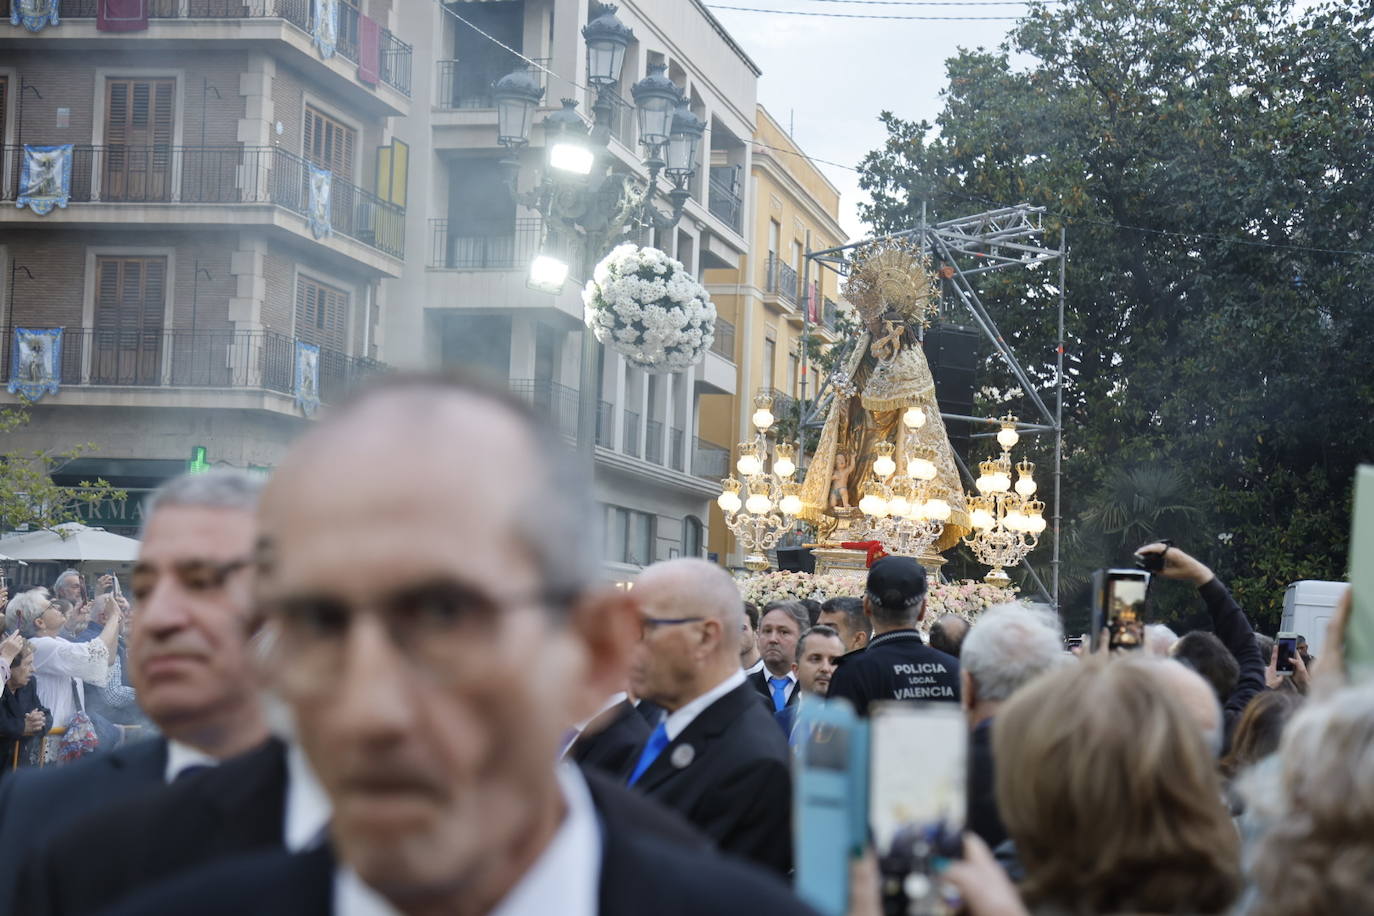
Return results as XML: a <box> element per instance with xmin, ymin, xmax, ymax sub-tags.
<box><xmin>96</xmin><ymin>374</ymin><xmax>820</xmax><ymax>916</ymax></box>
<box><xmin>748</xmin><ymin>600</ymin><xmax>809</xmax><ymax>714</ymax></box>
<box><xmin>957</xmin><ymin>602</ymin><xmax>1067</xmax><ymax>849</ymax></box>
<box><xmin>0</xmin><ymin>469</ymin><xmax>271</xmax><ymax>911</ymax></box>
<box><xmin>568</xmin><ymin>692</ymin><xmax>649</xmax><ymax>777</ymax></box>
<box><xmin>626</xmin><ymin>558</ymin><xmax>793</xmax><ymax>875</ymax></box>
<box><xmin>774</xmin><ymin>624</ymin><xmax>846</xmax><ymax>741</ymax></box>
<box><xmin>827</xmin><ymin>557</ymin><xmax>961</xmax><ymax>716</ymax></box>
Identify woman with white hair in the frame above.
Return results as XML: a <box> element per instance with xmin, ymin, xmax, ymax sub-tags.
<box><xmin>6</xmin><ymin>588</ymin><xmax>121</xmax><ymax>735</ymax></box>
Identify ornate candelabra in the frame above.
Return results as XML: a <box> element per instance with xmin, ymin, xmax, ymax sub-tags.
<box><xmin>962</xmin><ymin>415</ymin><xmax>1045</xmax><ymax>587</ymax></box>
<box><xmin>718</xmin><ymin>393</ymin><xmax>802</xmax><ymax>571</ymax></box>
<box><xmin>854</xmin><ymin>406</ymin><xmax>952</xmax><ymax>558</ymax></box>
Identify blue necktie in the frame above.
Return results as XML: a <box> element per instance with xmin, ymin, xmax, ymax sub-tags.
<box><xmin>769</xmin><ymin>676</ymin><xmax>790</xmax><ymax>712</ymax></box>
<box><xmin>627</xmin><ymin>722</ymin><xmax>669</xmax><ymax>786</ymax></box>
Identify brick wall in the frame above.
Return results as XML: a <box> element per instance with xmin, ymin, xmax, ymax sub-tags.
<box><xmin>5</xmin><ymin>49</ymin><xmax>249</xmax><ymax>146</ymax></box>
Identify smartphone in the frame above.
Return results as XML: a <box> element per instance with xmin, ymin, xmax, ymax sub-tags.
<box><xmin>793</xmin><ymin>698</ymin><xmax>869</xmax><ymax>916</ymax></box>
<box><xmin>1091</xmin><ymin>569</ymin><xmax>1150</xmax><ymax>652</ymax></box>
<box><xmin>1065</xmin><ymin>636</ymin><xmax>1083</xmax><ymax>653</ymax></box>
<box><xmin>1275</xmin><ymin>632</ymin><xmax>1298</xmax><ymax>676</ymax></box>
<box><xmin>870</xmin><ymin>703</ymin><xmax>966</xmax><ymax>913</ymax></box>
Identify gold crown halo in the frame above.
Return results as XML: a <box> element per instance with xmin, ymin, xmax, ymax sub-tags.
<box><xmin>843</xmin><ymin>240</ymin><xmax>941</xmax><ymax>329</ymax></box>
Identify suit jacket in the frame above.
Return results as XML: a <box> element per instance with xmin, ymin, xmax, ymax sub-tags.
<box><xmin>0</xmin><ymin>681</ymin><xmax>53</xmax><ymax>770</ymax></box>
<box><xmin>0</xmin><ymin>735</ymin><xmax>168</xmax><ymax>912</ymax></box>
<box><xmin>101</xmin><ymin>770</ymin><xmax>820</xmax><ymax>916</ymax></box>
<box><xmin>13</xmin><ymin>737</ymin><xmax>288</xmax><ymax>915</ymax></box>
<box><xmin>623</xmin><ymin>682</ymin><xmax>793</xmax><ymax>875</ymax></box>
<box><xmin>966</xmin><ymin>718</ymin><xmax>1006</xmax><ymax>850</ymax></box>
<box><xmin>571</xmin><ymin>699</ymin><xmax>650</xmax><ymax>777</ymax></box>
<box><xmin>748</xmin><ymin>667</ymin><xmax>800</xmax><ymax>712</ymax></box>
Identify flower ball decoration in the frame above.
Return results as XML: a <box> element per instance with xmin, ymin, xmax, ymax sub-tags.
<box><xmin>583</xmin><ymin>243</ymin><xmax>717</xmax><ymax>373</ymax></box>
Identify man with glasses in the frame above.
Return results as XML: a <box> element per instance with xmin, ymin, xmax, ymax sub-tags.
<box><xmin>625</xmin><ymin>558</ymin><xmax>793</xmax><ymax>876</ymax></box>
<box><xmin>92</xmin><ymin>375</ymin><xmax>816</xmax><ymax>916</ymax></box>
<box><xmin>3</xmin><ymin>469</ymin><xmax>277</xmax><ymax>914</ymax></box>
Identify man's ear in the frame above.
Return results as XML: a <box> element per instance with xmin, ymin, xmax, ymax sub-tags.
<box><xmin>566</xmin><ymin>587</ymin><xmax>639</xmax><ymax>722</ymax></box>
<box><xmin>862</xmin><ymin>595</ymin><xmax>875</xmax><ymax>625</ymax></box>
<box><xmin>916</xmin><ymin>596</ymin><xmax>928</xmax><ymax>624</ymax></box>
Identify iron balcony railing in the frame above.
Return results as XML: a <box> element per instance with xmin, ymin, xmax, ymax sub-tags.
<box><xmin>0</xmin><ymin>326</ymin><xmax>385</xmax><ymax>403</ymax></box>
<box><xmin>769</xmin><ymin>387</ymin><xmax>797</xmax><ymax>421</ymax></box>
<box><xmin>623</xmin><ymin>409</ymin><xmax>641</xmax><ymax>458</ymax></box>
<box><xmin>645</xmin><ymin>419</ymin><xmax>664</xmax><ymax>465</ymax></box>
<box><xmin>710</xmin><ymin>317</ymin><xmax>735</xmax><ymax>361</ymax></box>
<box><xmin>428</xmin><ymin>217</ymin><xmax>581</xmax><ymax>279</ymax></box>
<box><xmin>509</xmin><ymin>378</ymin><xmax>579</xmax><ymax>441</ymax></box>
<box><xmin>693</xmin><ymin>438</ymin><xmax>730</xmax><ymax>480</ymax></box>
<box><xmin>707</xmin><ymin>167</ymin><xmax>743</xmax><ymax>234</ymax></box>
<box><xmin>823</xmin><ymin>297</ymin><xmax>840</xmax><ymax>330</ymax></box>
<box><xmin>596</xmin><ymin>400</ymin><xmax>615</xmax><ymax>448</ymax></box>
<box><xmin>1</xmin><ymin>145</ymin><xmax>405</xmax><ymax>258</ymax></box>
<box><xmin>584</xmin><ymin>86</ymin><xmax>636</xmax><ymax>150</ymax></box>
<box><xmin>51</xmin><ymin>0</ymin><xmax>412</xmax><ymax>96</ymax></box>
<box><xmin>765</xmin><ymin>254</ymin><xmax>799</xmax><ymax>305</ymax></box>
<box><xmin>436</xmin><ymin>56</ymin><xmax>550</xmax><ymax>110</ymax></box>
<box><xmin>669</xmin><ymin>427</ymin><xmax>684</xmax><ymax>471</ymax></box>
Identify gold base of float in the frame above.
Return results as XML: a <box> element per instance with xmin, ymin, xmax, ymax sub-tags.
<box><xmin>811</xmin><ymin>545</ymin><xmax>947</xmax><ymax>580</ymax></box>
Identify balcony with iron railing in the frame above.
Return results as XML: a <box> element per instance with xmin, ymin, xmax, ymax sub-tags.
<box><xmin>823</xmin><ymin>297</ymin><xmax>841</xmax><ymax>330</ymax></box>
<box><xmin>0</xmin><ymin>326</ymin><xmax>385</xmax><ymax>404</ymax></box>
<box><xmin>596</xmin><ymin>400</ymin><xmax>615</xmax><ymax>448</ymax></box>
<box><xmin>509</xmin><ymin>378</ymin><xmax>579</xmax><ymax>441</ymax></box>
<box><xmin>436</xmin><ymin>56</ymin><xmax>550</xmax><ymax>110</ymax></box>
<box><xmin>669</xmin><ymin>427</ymin><xmax>684</xmax><ymax>472</ymax></box>
<box><xmin>0</xmin><ymin>145</ymin><xmax>405</xmax><ymax>260</ymax></box>
<box><xmin>707</xmin><ymin>166</ymin><xmax>743</xmax><ymax>234</ymax></box>
<box><xmin>623</xmin><ymin>410</ymin><xmax>641</xmax><ymax>458</ymax></box>
<box><xmin>693</xmin><ymin>438</ymin><xmax>730</xmax><ymax>480</ymax></box>
<box><xmin>6</xmin><ymin>0</ymin><xmax>412</xmax><ymax>98</ymax></box>
<box><xmin>644</xmin><ymin>419</ymin><xmax>664</xmax><ymax>466</ymax></box>
<box><xmin>428</xmin><ymin>217</ymin><xmax>576</xmax><ymax>276</ymax></box>
<box><xmin>710</xmin><ymin>317</ymin><xmax>735</xmax><ymax>361</ymax></box>
<box><xmin>765</xmin><ymin>254</ymin><xmax>799</xmax><ymax>306</ymax></box>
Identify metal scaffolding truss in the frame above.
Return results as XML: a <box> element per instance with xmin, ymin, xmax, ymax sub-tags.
<box><xmin>800</xmin><ymin>203</ymin><xmax>1068</xmax><ymax>607</ymax></box>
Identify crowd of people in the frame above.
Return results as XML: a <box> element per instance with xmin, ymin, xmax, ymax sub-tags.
<box><xmin>0</xmin><ymin>371</ymin><xmax>1368</xmax><ymax>916</ymax></box>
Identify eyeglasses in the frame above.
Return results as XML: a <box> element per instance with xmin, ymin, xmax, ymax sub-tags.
<box><xmin>639</xmin><ymin>615</ymin><xmax>706</xmax><ymax>640</ymax></box>
<box><xmin>130</xmin><ymin>557</ymin><xmax>251</xmax><ymax>602</ymax></box>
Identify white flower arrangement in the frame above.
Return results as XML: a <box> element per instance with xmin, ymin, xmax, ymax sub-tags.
<box><xmin>583</xmin><ymin>243</ymin><xmax>717</xmax><ymax>373</ymax></box>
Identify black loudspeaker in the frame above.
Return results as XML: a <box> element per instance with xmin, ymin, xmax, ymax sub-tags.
<box><xmin>922</xmin><ymin>323</ymin><xmax>979</xmax><ymax>466</ymax></box>
<box><xmin>776</xmin><ymin>547</ymin><xmax>816</xmax><ymax>573</ymax></box>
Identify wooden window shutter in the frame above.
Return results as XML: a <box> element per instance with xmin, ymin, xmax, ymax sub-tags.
<box><xmin>142</xmin><ymin>257</ymin><xmax>166</xmax><ymax>330</ymax></box>
<box><xmin>107</xmin><ymin>80</ymin><xmax>130</xmax><ymax>146</ymax></box>
<box><xmin>294</xmin><ymin>275</ymin><xmax>349</xmax><ymax>352</ymax></box>
<box><xmin>0</xmin><ymin>77</ymin><xmax>7</xmax><ymax>152</ymax></box>
<box><xmin>304</xmin><ymin>106</ymin><xmax>355</xmax><ymax>178</ymax></box>
<box><xmin>96</xmin><ymin>258</ymin><xmax>123</xmax><ymax>327</ymax></box>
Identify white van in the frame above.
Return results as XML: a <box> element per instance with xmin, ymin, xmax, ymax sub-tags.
<box><xmin>1280</xmin><ymin>580</ymin><xmax>1346</xmax><ymax>659</ymax></box>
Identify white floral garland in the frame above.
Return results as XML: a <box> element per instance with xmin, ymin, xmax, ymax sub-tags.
<box><xmin>583</xmin><ymin>243</ymin><xmax>716</xmax><ymax>373</ymax></box>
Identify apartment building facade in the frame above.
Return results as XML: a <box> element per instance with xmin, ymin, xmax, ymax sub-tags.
<box><xmin>0</xmin><ymin>0</ymin><xmax>413</xmax><ymax>529</ymax></box>
<box><xmin>384</xmin><ymin>0</ymin><xmax>758</xmax><ymax>582</ymax></box>
<box><xmin>699</xmin><ymin>105</ymin><xmax>850</xmax><ymax>567</ymax></box>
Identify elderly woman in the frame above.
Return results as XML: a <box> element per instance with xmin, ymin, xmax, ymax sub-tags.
<box><xmin>1</xmin><ymin>641</ymin><xmax>53</xmax><ymax>770</ymax></box>
<box><xmin>7</xmin><ymin>589</ymin><xmax>121</xmax><ymax>733</ymax></box>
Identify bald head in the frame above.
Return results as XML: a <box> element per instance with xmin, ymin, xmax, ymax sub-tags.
<box><xmin>630</xmin><ymin>559</ymin><xmax>744</xmax><ymax>710</ymax></box>
<box><xmin>261</xmin><ymin>376</ymin><xmax>596</xmax><ymax>603</ymax></box>
<box><xmin>1148</xmin><ymin>659</ymin><xmax>1224</xmax><ymax>756</ymax></box>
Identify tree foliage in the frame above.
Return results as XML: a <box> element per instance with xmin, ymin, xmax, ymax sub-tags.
<box><xmin>0</xmin><ymin>406</ymin><xmax>125</xmax><ymax>534</ymax></box>
<box><xmin>856</xmin><ymin>0</ymin><xmax>1374</xmax><ymax>631</ymax></box>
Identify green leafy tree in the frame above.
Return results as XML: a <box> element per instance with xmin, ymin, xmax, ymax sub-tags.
<box><xmin>857</xmin><ymin>0</ymin><xmax>1374</xmax><ymax>631</ymax></box>
<box><xmin>0</xmin><ymin>406</ymin><xmax>125</xmax><ymax>533</ymax></box>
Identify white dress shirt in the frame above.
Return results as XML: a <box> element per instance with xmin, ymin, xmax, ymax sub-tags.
<box><xmin>163</xmin><ymin>739</ymin><xmax>219</xmax><ymax>783</ymax></box>
<box><xmin>334</xmin><ymin>763</ymin><xmax>602</xmax><ymax>916</ymax></box>
<box><xmin>283</xmin><ymin>741</ymin><xmax>332</xmax><ymax>851</ymax></box>
<box><xmin>761</xmin><ymin>667</ymin><xmax>798</xmax><ymax>707</ymax></box>
<box><xmin>664</xmin><ymin>668</ymin><xmax>746</xmax><ymax>742</ymax></box>
<box><xmin>743</xmin><ymin>657</ymin><xmax>766</xmax><ymax>676</ymax></box>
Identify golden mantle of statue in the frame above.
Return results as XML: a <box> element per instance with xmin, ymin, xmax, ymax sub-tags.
<box><xmin>797</xmin><ymin>244</ymin><xmax>970</xmax><ymax>553</ymax></box>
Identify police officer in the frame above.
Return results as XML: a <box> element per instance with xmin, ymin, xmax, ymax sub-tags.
<box><xmin>826</xmin><ymin>556</ymin><xmax>960</xmax><ymax>715</ymax></box>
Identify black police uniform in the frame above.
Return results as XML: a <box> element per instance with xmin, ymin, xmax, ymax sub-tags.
<box><xmin>826</xmin><ymin>629</ymin><xmax>960</xmax><ymax>716</ymax></box>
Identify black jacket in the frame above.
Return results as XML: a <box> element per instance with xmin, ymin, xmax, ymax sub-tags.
<box><xmin>571</xmin><ymin>699</ymin><xmax>651</xmax><ymax>777</ymax></box>
<box><xmin>748</xmin><ymin>667</ymin><xmax>800</xmax><ymax>711</ymax></box>
<box><xmin>621</xmin><ymin>681</ymin><xmax>793</xmax><ymax>875</ymax></box>
<box><xmin>0</xmin><ymin>735</ymin><xmax>168</xmax><ymax>913</ymax></box>
<box><xmin>1198</xmin><ymin>578</ymin><xmax>1265</xmax><ymax>751</ymax></box>
<box><xmin>0</xmin><ymin>681</ymin><xmax>52</xmax><ymax>772</ymax></box>
<box><xmin>13</xmin><ymin>737</ymin><xmax>287</xmax><ymax>915</ymax></box>
<box><xmin>966</xmin><ymin>717</ymin><xmax>1006</xmax><ymax>850</ymax></box>
<box><xmin>826</xmin><ymin>629</ymin><xmax>961</xmax><ymax>716</ymax></box>
<box><xmin>100</xmin><ymin>771</ymin><xmax>822</xmax><ymax>916</ymax></box>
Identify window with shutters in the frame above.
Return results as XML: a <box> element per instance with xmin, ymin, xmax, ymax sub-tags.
<box><xmin>303</xmin><ymin>106</ymin><xmax>356</xmax><ymax>179</ymax></box>
<box><xmin>103</xmin><ymin>77</ymin><xmax>175</xmax><ymax>201</ymax></box>
<box><xmin>295</xmin><ymin>274</ymin><xmax>349</xmax><ymax>353</ymax></box>
<box><xmin>92</xmin><ymin>256</ymin><xmax>167</xmax><ymax>386</ymax></box>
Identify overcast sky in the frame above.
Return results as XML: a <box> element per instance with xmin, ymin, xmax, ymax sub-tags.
<box><xmin>707</xmin><ymin>4</ymin><xmax>1028</xmax><ymax>241</ymax></box>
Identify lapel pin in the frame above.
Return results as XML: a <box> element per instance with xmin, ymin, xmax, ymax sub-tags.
<box><xmin>670</xmin><ymin>744</ymin><xmax>695</xmax><ymax>769</ymax></box>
